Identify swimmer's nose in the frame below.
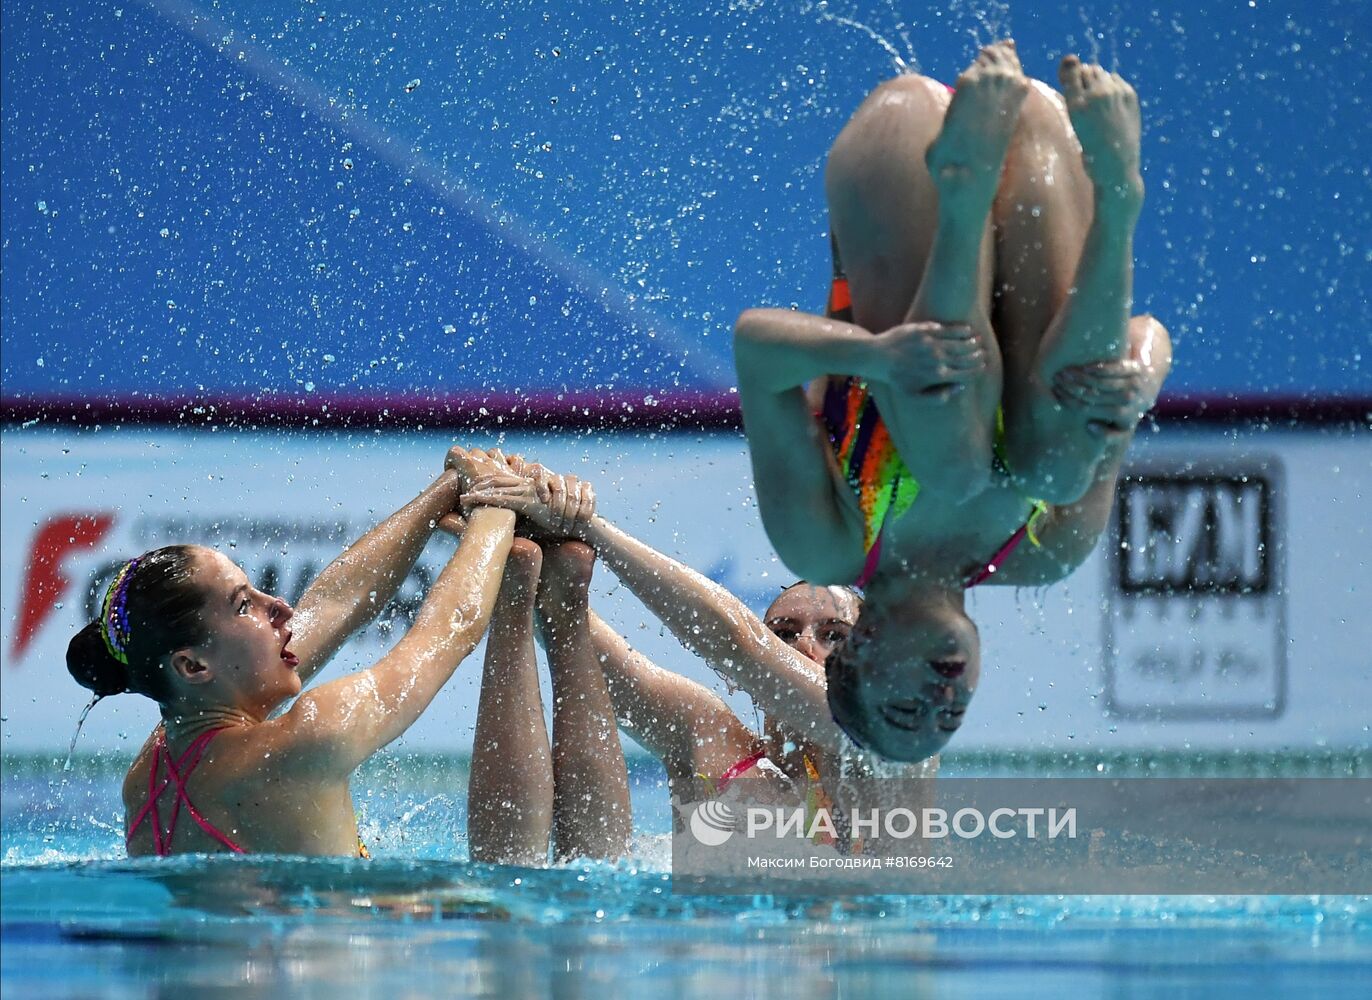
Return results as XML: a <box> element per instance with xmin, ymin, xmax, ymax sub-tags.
<box><xmin>269</xmin><ymin>596</ymin><xmax>294</xmax><ymax>624</ymax></box>
<box><xmin>793</xmin><ymin>635</ymin><xmax>824</xmax><ymax>663</ymax></box>
<box><xmin>927</xmin><ymin>682</ymin><xmax>956</xmax><ymax>704</ymax></box>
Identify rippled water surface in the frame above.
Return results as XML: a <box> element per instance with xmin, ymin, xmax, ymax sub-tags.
<box><xmin>4</xmin><ymin>754</ymin><xmax>1369</xmax><ymax>997</ymax></box>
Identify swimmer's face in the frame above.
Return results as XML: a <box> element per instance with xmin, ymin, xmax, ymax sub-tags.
<box><xmin>825</xmin><ymin>595</ymin><xmax>980</xmax><ymax>763</ymax></box>
<box><xmin>764</xmin><ymin>584</ymin><xmax>862</xmax><ymax>665</ymax></box>
<box><xmin>182</xmin><ymin>548</ymin><xmax>300</xmax><ymax>711</ymax></box>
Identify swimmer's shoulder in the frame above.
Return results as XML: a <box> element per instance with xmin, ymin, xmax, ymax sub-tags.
<box><xmin>121</xmin><ymin>725</ymin><xmax>163</xmax><ymax>810</ymax></box>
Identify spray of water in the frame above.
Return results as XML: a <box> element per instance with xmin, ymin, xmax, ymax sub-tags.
<box><xmin>62</xmin><ymin>694</ymin><xmax>102</xmax><ymax>773</ymax></box>
<box><xmin>810</xmin><ymin>3</ymin><xmax>914</xmax><ymax>75</ymax></box>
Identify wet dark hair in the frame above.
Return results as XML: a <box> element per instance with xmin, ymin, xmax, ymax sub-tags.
<box><xmin>778</xmin><ymin>580</ymin><xmax>863</xmax><ymax>605</ymax></box>
<box><xmin>824</xmin><ymin>639</ymin><xmax>871</xmax><ymax>751</ymax></box>
<box><xmin>66</xmin><ymin>545</ymin><xmax>212</xmax><ymax>702</ymax></box>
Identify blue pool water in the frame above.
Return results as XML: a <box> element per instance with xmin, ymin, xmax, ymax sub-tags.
<box><xmin>4</xmin><ymin>753</ymin><xmax>1369</xmax><ymax>997</ymax></box>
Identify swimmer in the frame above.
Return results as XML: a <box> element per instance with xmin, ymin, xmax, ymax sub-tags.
<box><xmin>67</xmin><ymin>446</ymin><xmax>527</xmax><ymax>857</ymax></box>
<box><xmin>466</xmin><ymin>535</ymin><xmax>633</xmax><ymax>865</ymax></box>
<box><xmin>730</xmin><ymin>42</ymin><xmax>1172</xmax><ymax>760</ymax></box>
<box><xmin>463</xmin><ymin>460</ymin><xmax>935</xmax><ymax>852</ymax></box>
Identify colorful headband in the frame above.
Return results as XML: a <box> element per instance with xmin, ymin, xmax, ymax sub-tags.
<box><xmin>99</xmin><ymin>558</ymin><xmax>140</xmax><ymax>666</ymax></box>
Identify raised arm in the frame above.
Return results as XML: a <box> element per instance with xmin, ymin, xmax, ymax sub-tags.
<box><xmin>274</xmin><ymin>505</ymin><xmax>516</xmax><ymax>775</ymax></box>
<box><xmin>288</xmin><ymin>471</ymin><xmax>462</xmax><ymax>685</ymax></box>
<box><xmin>733</xmin><ymin>308</ymin><xmax>891</xmax><ymax>393</ymax></box>
<box><xmin>586</xmin><ymin>610</ymin><xmax>759</xmax><ymax>787</ymax></box>
<box><xmin>464</xmin><ymin>473</ymin><xmax>848</xmax><ymax>746</ymax></box>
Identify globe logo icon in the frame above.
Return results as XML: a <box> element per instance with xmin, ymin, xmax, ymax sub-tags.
<box><xmin>688</xmin><ymin>800</ymin><xmax>738</xmax><ymax>847</ymax></box>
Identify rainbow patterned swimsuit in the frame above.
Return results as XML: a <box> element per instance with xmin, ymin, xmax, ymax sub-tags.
<box><xmin>820</xmin><ymin>261</ymin><xmax>1045</xmax><ymax>589</ymax></box>
<box><xmin>820</xmin><ymin>375</ymin><xmax>921</xmax><ymax>556</ymax></box>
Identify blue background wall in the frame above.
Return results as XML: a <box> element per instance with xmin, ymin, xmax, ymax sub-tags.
<box><xmin>3</xmin><ymin>0</ymin><xmax>1368</xmax><ymax>409</ymax></box>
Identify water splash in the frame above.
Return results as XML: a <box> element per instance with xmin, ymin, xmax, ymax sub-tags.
<box><xmin>812</xmin><ymin>5</ymin><xmax>913</xmax><ymax>75</ymax></box>
<box><xmin>62</xmin><ymin>694</ymin><xmax>102</xmax><ymax>773</ymax></box>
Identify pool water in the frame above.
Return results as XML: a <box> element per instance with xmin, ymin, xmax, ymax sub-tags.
<box><xmin>4</xmin><ymin>753</ymin><xmax>1369</xmax><ymax>997</ymax></box>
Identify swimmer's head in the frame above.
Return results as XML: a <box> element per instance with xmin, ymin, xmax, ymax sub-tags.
<box><xmin>764</xmin><ymin>582</ymin><xmax>863</xmax><ymax>666</ymax></box>
<box><xmin>824</xmin><ymin>587</ymin><xmax>979</xmax><ymax>763</ymax></box>
<box><xmin>68</xmin><ymin>545</ymin><xmax>300</xmax><ymax>715</ymax></box>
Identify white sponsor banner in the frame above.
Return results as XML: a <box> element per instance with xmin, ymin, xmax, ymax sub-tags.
<box><xmin>1</xmin><ymin>425</ymin><xmax>1368</xmax><ymax>754</ymax></box>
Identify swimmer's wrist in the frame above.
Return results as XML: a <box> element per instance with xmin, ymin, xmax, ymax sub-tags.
<box><xmin>567</xmin><ymin>514</ymin><xmax>603</xmax><ymax>546</ymax></box>
<box><xmin>465</xmin><ymin>505</ymin><xmax>517</xmax><ymax>530</ymax></box>
<box><xmin>424</xmin><ymin>470</ymin><xmax>465</xmax><ymax>521</ymax></box>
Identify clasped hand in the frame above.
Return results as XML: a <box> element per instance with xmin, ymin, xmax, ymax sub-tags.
<box><xmin>442</xmin><ymin>445</ymin><xmax>595</xmax><ymax>539</ymax></box>
<box><xmin>1051</xmin><ymin>359</ymin><xmax>1152</xmax><ymax>436</ymax></box>
<box><xmin>876</xmin><ymin>321</ymin><xmax>988</xmax><ymax>400</ymax></box>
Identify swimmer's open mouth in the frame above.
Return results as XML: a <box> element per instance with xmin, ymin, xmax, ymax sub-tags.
<box><xmin>280</xmin><ymin>631</ymin><xmax>299</xmax><ymax>669</ymax></box>
<box><xmin>930</xmin><ymin>660</ymin><xmax>966</xmax><ymax>679</ymax></box>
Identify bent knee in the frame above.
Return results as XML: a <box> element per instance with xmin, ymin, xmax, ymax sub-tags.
<box><xmin>1130</xmin><ymin>314</ymin><xmax>1173</xmax><ymax>372</ymax></box>
<box><xmin>826</xmin><ymin>76</ymin><xmax>949</xmax><ymax>184</ymax></box>
<box><xmin>1013</xmin><ymin>78</ymin><xmax>1072</xmax><ymax>138</ymax></box>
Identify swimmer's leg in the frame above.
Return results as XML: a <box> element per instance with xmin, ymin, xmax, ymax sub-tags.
<box><xmin>991</xmin><ymin>74</ymin><xmax>1092</xmax><ymax>385</ymax></box>
<box><xmin>997</xmin><ymin>57</ymin><xmax>1154</xmax><ymax>504</ymax></box>
<box><xmin>824</xmin><ymin>42</ymin><xmax>1025</xmax><ymax>494</ymax></box>
<box><xmin>825</xmin><ymin>73</ymin><xmax>949</xmax><ymax>335</ymax></box>
<box><xmin>468</xmin><ymin>539</ymin><xmax>553</xmax><ymax>866</ymax></box>
<box><xmin>892</xmin><ymin>40</ymin><xmax>1029</xmax><ymax>485</ymax></box>
<box><xmin>538</xmin><ymin>541</ymin><xmax>632</xmax><ymax>862</ymax></box>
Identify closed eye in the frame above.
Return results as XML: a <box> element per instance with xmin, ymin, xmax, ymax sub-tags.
<box><xmin>881</xmin><ymin>708</ymin><xmax>925</xmax><ymax>732</ymax></box>
<box><xmin>885</xmin><ymin>701</ymin><xmax>928</xmax><ymax>718</ymax></box>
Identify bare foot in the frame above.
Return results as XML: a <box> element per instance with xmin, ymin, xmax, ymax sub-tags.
<box><xmin>537</xmin><ymin>540</ymin><xmax>595</xmax><ymax>619</ymax></box>
<box><xmin>502</xmin><ymin>537</ymin><xmax>544</xmax><ymax>600</ymax></box>
<box><xmin>1058</xmin><ymin>55</ymin><xmax>1144</xmax><ymax>205</ymax></box>
<box><xmin>925</xmin><ymin>40</ymin><xmax>1029</xmax><ymax>204</ymax></box>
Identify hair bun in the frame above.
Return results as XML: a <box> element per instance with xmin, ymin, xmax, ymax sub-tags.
<box><xmin>66</xmin><ymin>621</ymin><xmax>130</xmax><ymax>697</ymax></box>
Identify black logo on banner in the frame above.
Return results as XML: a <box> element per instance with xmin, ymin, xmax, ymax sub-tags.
<box><xmin>1105</xmin><ymin>460</ymin><xmax>1286</xmax><ymax>721</ymax></box>
<box><xmin>1116</xmin><ymin>475</ymin><xmax>1272</xmax><ymax>595</ymax></box>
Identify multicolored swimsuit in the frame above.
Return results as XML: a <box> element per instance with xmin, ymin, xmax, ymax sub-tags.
<box><xmin>821</xmin><ymin>248</ymin><xmax>1046</xmax><ymax>589</ymax></box>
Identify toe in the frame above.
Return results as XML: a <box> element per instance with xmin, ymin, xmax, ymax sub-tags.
<box><xmin>1058</xmin><ymin>54</ymin><xmax>1083</xmax><ymax>91</ymax></box>
<box><xmin>997</xmin><ymin>39</ymin><xmax>1023</xmax><ymax>72</ymax></box>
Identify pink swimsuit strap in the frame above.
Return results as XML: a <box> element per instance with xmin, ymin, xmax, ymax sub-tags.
<box><xmin>716</xmin><ymin>749</ymin><xmax>768</xmax><ymax>793</ymax></box>
<box><xmin>964</xmin><ymin>520</ymin><xmax>1033</xmax><ymax>589</ymax></box>
<box><xmin>855</xmin><ymin>515</ymin><xmax>1034</xmax><ymax>592</ymax></box>
<box><xmin>126</xmin><ymin>728</ymin><xmax>245</xmax><ymax>856</ymax></box>
<box><xmin>854</xmin><ymin>533</ymin><xmax>884</xmax><ymax>590</ymax></box>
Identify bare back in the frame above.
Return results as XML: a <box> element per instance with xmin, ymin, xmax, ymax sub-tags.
<box><xmin>123</xmin><ymin>726</ymin><xmax>362</xmax><ymax>857</ymax></box>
